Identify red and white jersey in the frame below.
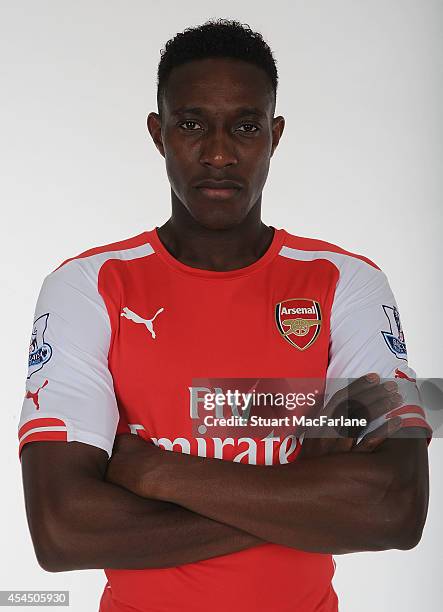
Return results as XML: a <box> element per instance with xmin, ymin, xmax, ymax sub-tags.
<box><xmin>18</xmin><ymin>226</ymin><xmax>431</xmax><ymax>612</ymax></box>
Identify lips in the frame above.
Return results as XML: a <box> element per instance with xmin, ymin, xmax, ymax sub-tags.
<box><xmin>197</xmin><ymin>187</ymin><xmax>241</xmax><ymax>200</ymax></box>
<box><xmin>194</xmin><ymin>179</ymin><xmax>243</xmax><ymax>200</ymax></box>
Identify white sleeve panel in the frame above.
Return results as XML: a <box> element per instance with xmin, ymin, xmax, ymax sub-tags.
<box><xmin>18</xmin><ymin>259</ymin><xmax>119</xmax><ymax>459</ymax></box>
<box><xmin>325</xmin><ymin>256</ymin><xmax>431</xmax><ymax>439</ymax></box>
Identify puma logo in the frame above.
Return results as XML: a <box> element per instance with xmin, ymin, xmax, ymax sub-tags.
<box><xmin>121</xmin><ymin>306</ymin><xmax>164</xmax><ymax>339</ymax></box>
<box><xmin>25</xmin><ymin>379</ymin><xmax>48</xmax><ymax>410</ymax></box>
<box><xmin>394</xmin><ymin>368</ymin><xmax>416</xmax><ymax>383</ymax></box>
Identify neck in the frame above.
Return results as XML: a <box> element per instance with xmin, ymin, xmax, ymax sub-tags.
<box><xmin>156</xmin><ymin>190</ymin><xmax>274</xmax><ymax>272</ymax></box>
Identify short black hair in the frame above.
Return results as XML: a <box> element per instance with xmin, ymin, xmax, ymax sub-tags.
<box><xmin>156</xmin><ymin>18</ymin><xmax>278</xmax><ymax>116</ymax></box>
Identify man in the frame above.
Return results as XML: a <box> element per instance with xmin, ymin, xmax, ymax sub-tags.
<box><xmin>19</xmin><ymin>19</ymin><xmax>431</xmax><ymax>612</ymax></box>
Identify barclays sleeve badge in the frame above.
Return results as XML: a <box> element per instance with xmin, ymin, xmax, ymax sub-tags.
<box><xmin>28</xmin><ymin>313</ymin><xmax>53</xmax><ymax>378</ymax></box>
<box><xmin>381</xmin><ymin>305</ymin><xmax>407</xmax><ymax>360</ymax></box>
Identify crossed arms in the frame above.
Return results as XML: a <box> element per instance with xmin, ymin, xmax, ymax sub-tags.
<box><xmin>21</xmin><ymin>376</ymin><xmax>429</xmax><ymax>572</ymax></box>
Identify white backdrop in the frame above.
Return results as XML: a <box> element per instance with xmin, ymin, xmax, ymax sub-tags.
<box><xmin>1</xmin><ymin>1</ymin><xmax>441</xmax><ymax>610</ymax></box>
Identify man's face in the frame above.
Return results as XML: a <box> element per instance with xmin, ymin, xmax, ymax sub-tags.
<box><xmin>148</xmin><ymin>57</ymin><xmax>285</xmax><ymax>230</ymax></box>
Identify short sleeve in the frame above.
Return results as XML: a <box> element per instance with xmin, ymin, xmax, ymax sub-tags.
<box><xmin>325</xmin><ymin>256</ymin><xmax>432</xmax><ymax>443</ymax></box>
<box><xmin>18</xmin><ymin>259</ymin><xmax>119</xmax><ymax>459</ymax></box>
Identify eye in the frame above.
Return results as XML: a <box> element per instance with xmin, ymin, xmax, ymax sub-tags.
<box><xmin>179</xmin><ymin>120</ymin><xmax>202</xmax><ymax>131</ymax></box>
<box><xmin>237</xmin><ymin>123</ymin><xmax>259</xmax><ymax>133</ymax></box>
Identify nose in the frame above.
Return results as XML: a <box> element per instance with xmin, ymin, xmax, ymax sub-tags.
<box><xmin>199</xmin><ymin>128</ymin><xmax>238</xmax><ymax>169</ymax></box>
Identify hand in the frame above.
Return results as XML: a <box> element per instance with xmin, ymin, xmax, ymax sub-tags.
<box><xmin>298</xmin><ymin>373</ymin><xmax>403</xmax><ymax>460</ymax></box>
<box><xmin>105</xmin><ymin>433</ymin><xmax>165</xmax><ymax>498</ymax></box>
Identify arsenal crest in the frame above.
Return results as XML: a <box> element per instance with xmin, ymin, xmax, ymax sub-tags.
<box><xmin>275</xmin><ymin>298</ymin><xmax>322</xmax><ymax>350</ymax></box>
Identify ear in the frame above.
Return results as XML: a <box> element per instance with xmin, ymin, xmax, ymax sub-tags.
<box><xmin>147</xmin><ymin>112</ymin><xmax>165</xmax><ymax>158</ymax></box>
<box><xmin>270</xmin><ymin>116</ymin><xmax>285</xmax><ymax>158</ymax></box>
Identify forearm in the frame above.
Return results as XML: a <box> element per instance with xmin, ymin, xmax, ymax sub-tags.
<box><xmin>148</xmin><ymin>446</ymin><xmax>414</xmax><ymax>554</ymax></box>
<box><xmin>31</xmin><ymin>476</ymin><xmax>263</xmax><ymax>571</ymax></box>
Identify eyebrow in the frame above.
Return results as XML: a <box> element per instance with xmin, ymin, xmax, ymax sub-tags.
<box><xmin>171</xmin><ymin>106</ymin><xmax>266</xmax><ymax>118</ymax></box>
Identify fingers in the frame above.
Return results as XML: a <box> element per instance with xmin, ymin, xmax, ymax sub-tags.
<box><xmin>351</xmin><ymin>416</ymin><xmax>403</xmax><ymax>453</ymax></box>
<box><xmin>350</xmin><ymin>382</ymin><xmax>402</xmax><ymax>416</ymax></box>
<box><xmin>298</xmin><ymin>373</ymin><xmax>406</xmax><ymax>457</ymax></box>
<box><xmin>306</xmin><ymin>374</ymin><xmax>404</xmax><ymax>447</ymax></box>
<box><xmin>324</xmin><ymin>373</ymin><xmax>381</xmax><ymax>419</ymax></box>
<box><xmin>329</xmin><ymin>373</ymin><xmax>401</xmax><ymax>405</ymax></box>
<box><xmin>326</xmin><ymin>375</ymin><xmax>404</xmax><ymax>426</ymax></box>
<box><xmin>346</xmin><ymin>394</ymin><xmax>403</xmax><ymax>433</ymax></box>
<box><xmin>331</xmin><ymin>372</ymin><xmax>381</xmax><ymax>402</ymax></box>
<box><xmin>351</xmin><ymin>380</ymin><xmax>398</xmax><ymax>406</ymax></box>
